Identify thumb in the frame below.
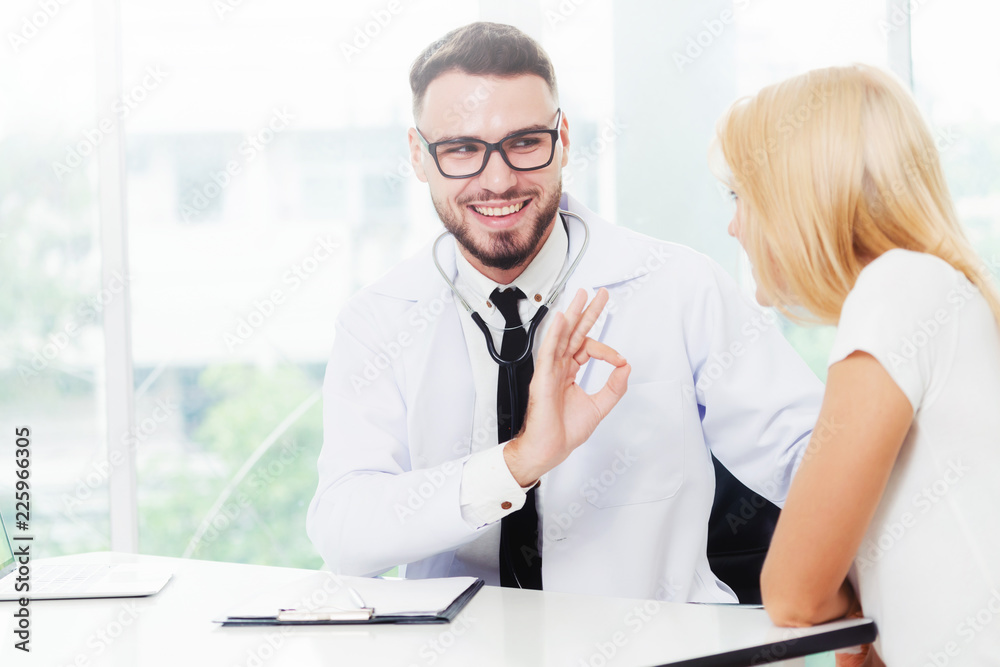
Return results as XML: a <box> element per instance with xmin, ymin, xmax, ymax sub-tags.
<box><xmin>590</xmin><ymin>363</ymin><xmax>630</xmax><ymax>419</ymax></box>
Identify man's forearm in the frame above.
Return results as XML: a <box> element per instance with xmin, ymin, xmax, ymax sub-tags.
<box><xmin>307</xmin><ymin>457</ymin><xmax>484</xmax><ymax>575</ymax></box>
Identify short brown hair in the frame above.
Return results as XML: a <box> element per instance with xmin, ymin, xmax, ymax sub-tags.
<box><xmin>409</xmin><ymin>22</ymin><xmax>558</xmax><ymax>121</ymax></box>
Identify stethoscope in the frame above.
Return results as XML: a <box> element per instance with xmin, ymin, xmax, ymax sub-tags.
<box><xmin>432</xmin><ymin>208</ymin><xmax>590</xmax><ymax>373</ymax></box>
<box><xmin>432</xmin><ymin>209</ymin><xmax>590</xmax><ymax>589</ymax></box>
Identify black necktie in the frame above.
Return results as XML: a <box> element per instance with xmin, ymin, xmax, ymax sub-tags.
<box><xmin>491</xmin><ymin>287</ymin><xmax>543</xmax><ymax>590</ymax></box>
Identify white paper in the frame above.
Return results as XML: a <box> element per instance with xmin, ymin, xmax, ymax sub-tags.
<box><xmin>223</xmin><ymin>572</ymin><xmax>477</xmax><ymax>619</ymax></box>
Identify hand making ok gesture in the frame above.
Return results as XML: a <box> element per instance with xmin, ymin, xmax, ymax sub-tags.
<box><xmin>503</xmin><ymin>288</ymin><xmax>631</xmax><ymax>486</ymax></box>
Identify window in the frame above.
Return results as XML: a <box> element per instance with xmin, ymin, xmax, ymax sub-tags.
<box><xmin>5</xmin><ymin>2</ymin><xmax>994</xmax><ymax>570</ymax></box>
<box><xmin>912</xmin><ymin>0</ymin><xmax>1000</xmax><ymax>280</ymax></box>
<box><xmin>0</xmin><ymin>0</ymin><xmax>109</xmax><ymax>556</ymax></box>
<box><xmin>612</xmin><ymin>0</ymin><xmax>887</xmax><ymax>378</ymax></box>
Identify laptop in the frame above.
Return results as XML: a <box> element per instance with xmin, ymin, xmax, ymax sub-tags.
<box><xmin>0</xmin><ymin>510</ymin><xmax>172</xmax><ymax>600</ymax></box>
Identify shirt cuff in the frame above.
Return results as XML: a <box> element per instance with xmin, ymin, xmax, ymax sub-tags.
<box><xmin>459</xmin><ymin>443</ymin><xmax>533</xmax><ymax>528</ymax></box>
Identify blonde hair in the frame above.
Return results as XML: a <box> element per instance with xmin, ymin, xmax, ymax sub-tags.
<box><xmin>714</xmin><ymin>64</ymin><xmax>1000</xmax><ymax>328</ymax></box>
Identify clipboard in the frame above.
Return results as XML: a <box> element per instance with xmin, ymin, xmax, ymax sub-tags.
<box><xmin>215</xmin><ymin>574</ymin><xmax>484</xmax><ymax>626</ymax></box>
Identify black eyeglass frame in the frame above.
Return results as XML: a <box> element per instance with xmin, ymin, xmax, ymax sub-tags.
<box><xmin>415</xmin><ymin>108</ymin><xmax>563</xmax><ymax>179</ymax></box>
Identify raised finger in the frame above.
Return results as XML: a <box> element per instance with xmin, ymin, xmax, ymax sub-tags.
<box><xmin>556</xmin><ymin>288</ymin><xmax>588</xmax><ymax>358</ymax></box>
<box><xmin>536</xmin><ymin>310</ymin><xmax>567</xmax><ymax>377</ymax></box>
<box><xmin>566</xmin><ymin>288</ymin><xmax>609</xmax><ymax>358</ymax></box>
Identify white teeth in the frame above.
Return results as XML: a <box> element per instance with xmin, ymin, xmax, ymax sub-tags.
<box><xmin>473</xmin><ymin>200</ymin><xmax>526</xmax><ymax>217</ymax></box>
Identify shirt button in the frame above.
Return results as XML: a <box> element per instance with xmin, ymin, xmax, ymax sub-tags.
<box><xmin>486</xmin><ymin>300</ymin><xmax>493</xmax><ymax>308</ymax></box>
<box><xmin>534</xmin><ymin>294</ymin><xmax>542</xmax><ymax>302</ymax></box>
<box><xmin>501</xmin><ymin>501</ymin><xmax>512</xmax><ymax>510</ymax></box>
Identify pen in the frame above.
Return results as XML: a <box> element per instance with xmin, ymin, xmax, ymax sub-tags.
<box><xmin>347</xmin><ymin>586</ymin><xmax>367</xmax><ymax>609</ymax></box>
<box><xmin>272</xmin><ymin>586</ymin><xmax>372</xmax><ymax>621</ymax></box>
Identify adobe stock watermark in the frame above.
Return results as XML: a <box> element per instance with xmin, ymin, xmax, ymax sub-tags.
<box><xmin>885</xmin><ymin>250</ymin><xmax>998</xmax><ymax>371</ymax></box>
<box><xmin>545</xmin><ymin>0</ymin><xmax>592</xmax><ymax>28</ymax></box>
<box><xmin>340</xmin><ymin>0</ymin><xmax>411</xmax><ymax>63</ymax></box>
<box><xmin>386</xmin><ymin>78</ymin><xmax>501</xmax><ymax>192</ymax></box>
<box><xmin>879</xmin><ymin>0</ymin><xmax>932</xmax><ymax>35</ymax></box>
<box><xmin>777</xmin><ymin>82</ymin><xmax>836</xmax><ymax>134</ymax></box>
<box><xmin>18</xmin><ymin>271</ymin><xmax>132</xmax><ymax>383</ymax></box>
<box><xmin>725</xmin><ymin>414</ymin><xmax>844</xmax><ymax>535</ymax></box>
<box><xmin>7</xmin><ymin>0</ymin><xmax>72</xmax><ymax>53</ymax></box>
<box><xmin>185</xmin><ymin>439</ymin><xmax>303</xmax><ymax>556</ymax></box>
<box><xmin>577</xmin><ymin>591</ymin><xmax>667</xmax><ymax>667</ymax></box>
<box><xmin>224</xmin><ymin>234</ymin><xmax>340</xmax><ymax>351</ymax></box>
<box><xmin>578</xmin><ymin>450</ymin><xmax>639</xmax><ymax>505</ymax></box>
<box><xmin>603</xmin><ymin>244</ymin><xmax>671</xmax><ymax>317</ymax></box>
<box><xmin>539</xmin><ymin>448</ymin><xmax>639</xmax><ymax>558</ymax></box>
<box><xmin>51</xmin><ymin>66</ymin><xmax>168</xmax><ymax>181</ymax></box>
<box><xmin>213</xmin><ymin>0</ymin><xmax>247</xmax><ymax>21</ymax></box>
<box><xmin>562</xmin><ymin>117</ymin><xmax>627</xmax><ymax>189</ymax></box>
<box><xmin>394</xmin><ymin>460</ymin><xmax>460</xmax><ymax>524</ymax></box>
<box><xmin>351</xmin><ymin>285</ymin><xmax>456</xmax><ymax>394</ymax></box>
<box><xmin>887</xmin><ymin>307</ymin><xmax>950</xmax><ymax>370</ymax></box>
<box><xmin>61</xmin><ymin>397</ymin><xmax>180</xmax><ymax>519</ymax></box>
<box><xmin>673</xmin><ymin>0</ymin><xmax>752</xmax><ymax>73</ymax></box>
<box><xmin>181</xmin><ymin>107</ymin><xmax>294</xmax><ymax>222</ymax></box>
<box><xmin>921</xmin><ymin>589</ymin><xmax>1000</xmax><ymax>667</ymax></box>
<box><xmin>406</xmin><ymin>614</ymin><xmax>477</xmax><ymax>667</ymax></box>
<box><xmin>56</xmin><ymin>601</ymin><xmax>145</xmax><ymax>667</ymax></box>
<box><xmin>396</xmin><ymin>415</ymin><xmax>502</xmax><ymax>523</ymax></box>
<box><xmin>440</xmin><ymin>414</ymin><xmax>500</xmax><ymax>462</ymax></box>
<box><xmin>748</xmin><ymin>627</ymin><xmax>804</xmax><ymax>665</ymax></box>
<box><xmin>383</xmin><ymin>155</ymin><xmax>416</xmax><ymax>193</ymax></box>
<box><xmin>870</xmin><ymin>125</ymin><xmax>961</xmax><ymax>219</ymax></box>
<box><xmin>683</xmin><ymin>307</ymin><xmax>780</xmax><ymax>399</ymax></box>
<box><xmin>856</xmin><ymin>459</ymin><xmax>968</xmax><ymax>571</ymax></box>
<box><xmin>727</xmin><ymin>79</ymin><xmax>836</xmax><ymax>186</ymax></box>
<box><xmin>235</xmin><ymin>574</ymin><xmax>351</xmax><ymax>667</ymax></box>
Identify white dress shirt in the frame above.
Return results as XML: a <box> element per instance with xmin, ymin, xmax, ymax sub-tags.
<box><xmin>452</xmin><ymin>215</ymin><xmax>569</xmax><ymax>578</ymax></box>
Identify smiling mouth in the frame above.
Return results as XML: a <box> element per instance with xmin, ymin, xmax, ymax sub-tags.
<box><xmin>470</xmin><ymin>199</ymin><xmax>529</xmax><ymax>217</ymax></box>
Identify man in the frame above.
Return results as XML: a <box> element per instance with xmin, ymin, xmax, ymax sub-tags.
<box><xmin>307</xmin><ymin>22</ymin><xmax>823</xmax><ymax>603</ymax></box>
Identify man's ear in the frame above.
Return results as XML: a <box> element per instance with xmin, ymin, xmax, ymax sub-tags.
<box><xmin>407</xmin><ymin>128</ymin><xmax>428</xmax><ymax>183</ymax></box>
<box><xmin>558</xmin><ymin>110</ymin><xmax>571</xmax><ymax>168</ymax></box>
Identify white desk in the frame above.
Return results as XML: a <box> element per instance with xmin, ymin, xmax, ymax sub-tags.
<box><xmin>1</xmin><ymin>552</ymin><xmax>874</xmax><ymax>667</ymax></box>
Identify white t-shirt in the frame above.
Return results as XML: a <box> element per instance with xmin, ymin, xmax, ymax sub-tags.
<box><xmin>828</xmin><ymin>249</ymin><xmax>1000</xmax><ymax>665</ymax></box>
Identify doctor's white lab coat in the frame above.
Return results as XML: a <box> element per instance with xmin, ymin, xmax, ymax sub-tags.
<box><xmin>307</xmin><ymin>193</ymin><xmax>824</xmax><ymax>603</ymax></box>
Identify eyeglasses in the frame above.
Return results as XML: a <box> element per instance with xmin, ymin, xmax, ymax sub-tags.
<box><xmin>416</xmin><ymin>109</ymin><xmax>562</xmax><ymax>179</ymax></box>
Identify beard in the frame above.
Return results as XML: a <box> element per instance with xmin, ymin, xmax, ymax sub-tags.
<box><xmin>433</xmin><ymin>181</ymin><xmax>563</xmax><ymax>272</ymax></box>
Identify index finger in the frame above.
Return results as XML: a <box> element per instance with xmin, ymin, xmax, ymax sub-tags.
<box><xmin>573</xmin><ymin>336</ymin><xmax>627</xmax><ymax>368</ymax></box>
<box><xmin>556</xmin><ymin>288</ymin><xmax>589</xmax><ymax>357</ymax></box>
<box><xmin>562</xmin><ymin>288</ymin><xmax>609</xmax><ymax>358</ymax></box>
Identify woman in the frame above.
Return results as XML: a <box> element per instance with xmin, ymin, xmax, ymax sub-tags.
<box><xmin>712</xmin><ymin>64</ymin><xmax>1000</xmax><ymax>665</ymax></box>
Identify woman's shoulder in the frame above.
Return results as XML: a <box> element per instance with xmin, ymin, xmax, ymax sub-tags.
<box><xmin>857</xmin><ymin>248</ymin><xmax>960</xmax><ymax>284</ymax></box>
<box><xmin>835</xmin><ymin>249</ymin><xmax>969</xmax><ymax>357</ymax></box>
<box><xmin>831</xmin><ymin>251</ymin><xmax>971</xmax><ymax>408</ymax></box>
<box><xmin>847</xmin><ymin>249</ymin><xmax>964</xmax><ymax>309</ymax></box>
